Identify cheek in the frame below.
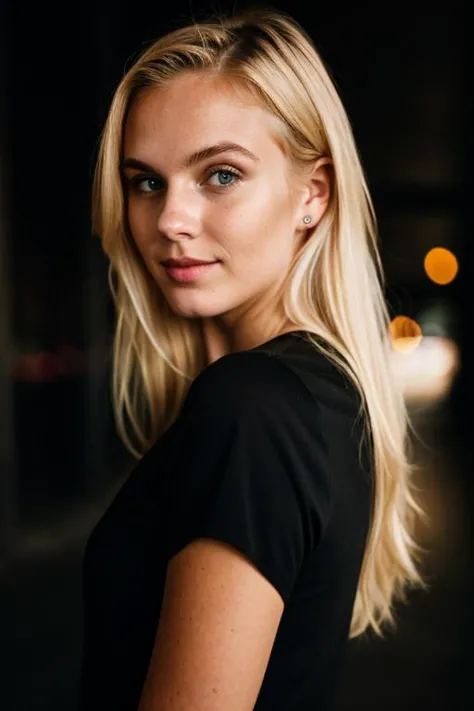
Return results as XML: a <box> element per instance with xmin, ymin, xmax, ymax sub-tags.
<box><xmin>220</xmin><ymin>187</ymin><xmax>292</xmax><ymax>261</ymax></box>
<box><xmin>127</xmin><ymin>201</ymin><xmax>152</xmax><ymax>252</ymax></box>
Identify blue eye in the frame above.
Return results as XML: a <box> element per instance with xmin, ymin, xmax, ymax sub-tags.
<box><xmin>207</xmin><ymin>168</ymin><xmax>240</xmax><ymax>188</ymax></box>
<box><xmin>133</xmin><ymin>177</ymin><xmax>162</xmax><ymax>193</ymax></box>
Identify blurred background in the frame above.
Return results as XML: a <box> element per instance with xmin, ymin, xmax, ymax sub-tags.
<box><xmin>0</xmin><ymin>1</ymin><xmax>471</xmax><ymax>709</ymax></box>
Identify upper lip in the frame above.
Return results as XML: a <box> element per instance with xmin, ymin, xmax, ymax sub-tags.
<box><xmin>161</xmin><ymin>257</ymin><xmax>218</xmax><ymax>267</ymax></box>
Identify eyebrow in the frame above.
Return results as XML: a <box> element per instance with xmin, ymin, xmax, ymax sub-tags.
<box><xmin>122</xmin><ymin>141</ymin><xmax>259</xmax><ymax>174</ymax></box>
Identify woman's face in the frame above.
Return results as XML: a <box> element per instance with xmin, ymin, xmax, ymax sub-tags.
<box><xmin>122</xmin><ymin>72</ymin><xmax>314</xmax><ymax>329</ymax></box>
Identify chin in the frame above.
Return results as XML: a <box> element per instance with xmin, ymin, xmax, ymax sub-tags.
<box><xmin>164</xmin><ymin>295</ymin><xmax>226</xmax><ymax>320</ymax></box>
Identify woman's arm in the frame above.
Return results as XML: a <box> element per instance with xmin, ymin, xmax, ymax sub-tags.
<box><xmin>138</xmin><ymin>537</ymin><xmax>285</xmax><ymax>711</ymax></box>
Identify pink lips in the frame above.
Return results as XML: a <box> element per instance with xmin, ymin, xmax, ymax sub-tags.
<box><xmin>163</xmin><ymin>261</ymin><xmax>219</xmax><ymax>283</ymax></box>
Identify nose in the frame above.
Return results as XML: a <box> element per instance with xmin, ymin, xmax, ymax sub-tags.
<box><xmin>156</xmin><ymin>184</ymin><xmax>200</xmax><ymax>241</ymax></box>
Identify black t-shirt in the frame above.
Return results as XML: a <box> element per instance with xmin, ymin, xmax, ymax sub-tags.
<box><xmin>79</xmin><ymin>331</ymin><xmax>372</xmax><ymax>710</ymax></box>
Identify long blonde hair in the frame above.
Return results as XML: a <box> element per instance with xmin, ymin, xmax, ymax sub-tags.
<box><xmin>92</xmin><ymin>6</ymin><xmax>427</xmax><ymax>638</ymax></box>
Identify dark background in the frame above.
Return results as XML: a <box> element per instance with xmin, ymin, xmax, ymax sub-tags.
<box><xmin>0</xmin><ymin>1</ymin><xmax>472</xmax><ymax>709</ymax></box>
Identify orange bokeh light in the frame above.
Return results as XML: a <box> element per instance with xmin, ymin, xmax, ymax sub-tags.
<box><xmin>424</xmin><ymin>247</ymin><xmax>458</xmax><ymax>285</ymax></box>
<box><xmin>389</xmin><ymin>316</ymin><xmax>423</xmax><ymax>354</ymax></box>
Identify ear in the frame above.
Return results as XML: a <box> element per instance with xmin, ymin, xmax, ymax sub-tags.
<box><xmin>295</xmin><ymin>156</ymin><xmax>332</xmax><ymax>230</ymax></box>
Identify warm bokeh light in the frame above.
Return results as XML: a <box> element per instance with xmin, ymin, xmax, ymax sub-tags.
<box><xmin>390</xmin><ymin>336</ymin><xmax>460</xmax><ymax>403</ymax></box>
<box><xmin>424</xmin><ymin>247</ymin><xmax>458</xmax><ymax>285</ymax></box>
<box><xmin>389</xmin><ymin>316</ymin><xmax>423</xmax><ymax>354</ymax></box>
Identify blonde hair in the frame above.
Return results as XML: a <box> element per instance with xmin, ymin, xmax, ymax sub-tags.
<box><xmin>92</xmin><ymin>6</ymin><xmax>427</xmax><ymax>638</ymax></box>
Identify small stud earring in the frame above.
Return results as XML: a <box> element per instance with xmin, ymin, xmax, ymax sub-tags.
<box><xmin>303</xmin><ymin>215</ymin><xmax>312</xmax><ymax>224</ymax></box>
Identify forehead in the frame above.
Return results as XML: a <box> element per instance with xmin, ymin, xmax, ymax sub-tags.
<box><xmin>123</xmin><ymin>72</ymin><xmax>286</xmax><ymax>161</ymax></box>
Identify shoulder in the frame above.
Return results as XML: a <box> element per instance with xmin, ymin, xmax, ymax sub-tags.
<box><xmin>193</xmin><ymin>348</ymin><xmax>291</xmax><ymax>388</ymax></box>
<box><xmin>185</xmin><ymin>349</ymin><xmax>318</xmax><ymax>418</ymax></box>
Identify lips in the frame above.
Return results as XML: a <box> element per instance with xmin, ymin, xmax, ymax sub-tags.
<box><xmin>163</xmin><ymin>261</ymin><xmax>219</xmax><ymax>283</ymax></box>
<box><xmin>161</xmin><ymin>259</ymin><xmax>217</xmax><ymax>268</ymax></box>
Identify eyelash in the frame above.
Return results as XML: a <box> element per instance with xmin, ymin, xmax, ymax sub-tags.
<box><xmin>128</xmin><ymin>164</ymin><xmax>242</xmax><ymax>195</ymax></box>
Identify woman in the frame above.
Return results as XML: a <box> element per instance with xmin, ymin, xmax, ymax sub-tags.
<box><xmin>79</xmin><ymin>7</ymin><xmax>426</xmax><ymax>710</ymax></box>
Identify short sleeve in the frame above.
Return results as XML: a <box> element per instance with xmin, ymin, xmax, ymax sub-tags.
<box><xmin>162</xmin><ymin>351</ymin><xmax>333</xmax><ymax>603</ymax></box>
